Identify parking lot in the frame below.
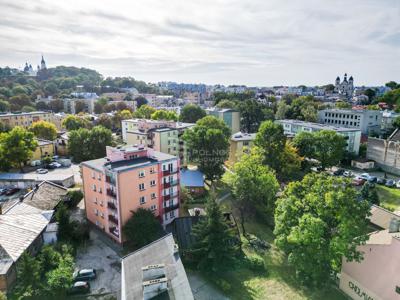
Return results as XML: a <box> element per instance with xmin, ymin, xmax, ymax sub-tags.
<box><xmin>27</xmin><ymin>163</ymin><xmax>82</xmax><ymax>185</ymax></box>
<box><xmin>74</xmin><ymin>229</ymin><xmax>121</xmax><ymax>299</ymax></box>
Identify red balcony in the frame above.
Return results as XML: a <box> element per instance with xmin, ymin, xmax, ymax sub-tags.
<box><xmin>106</xmin><ymin>189</ymin><xmax>117</xmax><ymax>198</ymax></box>
<box><xmin>164</xmin><ymin>203</ymin><xmax>180</xmax><ymax>213</ymax></box>
<box><xmin>108</xmin><ymin>214</ymin><xmax>119</xmax><ymax>225</ymax></box>
<box><xmin>162</xmin><ymin>169</ymin><xmax>178</xmax><ymax>176</ymax></box>
<box><xmin>162</xmin><ymin>192</ymin><xmax>179</xmax><ymax>201</ymax></box>
<box><xmin>162</xmin><ymin>182</ymin><xmax>171</xmax><ymax>188</ymax></box>
<box><xmin>109</xmin><ymin>226</ymin><xmax>119</xmax><ymax>237</ymax></box>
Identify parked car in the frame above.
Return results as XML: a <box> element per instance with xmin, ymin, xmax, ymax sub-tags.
<box><xmin>73</xmin><ymin>269</ymin><xmax>97</xmax><ymax>282</ymax></box>
<box><xmin>377</xmin><ymin>178</ymin><xmax>386</xmax><ymax>185</ymax></box>
<box><xmin>5</xmin><ymin>188</ymin><xmax>20</xmax><ymax>196</ymax></box>
<box><xmin>359</xmin><ymin>173</ymin><xmax>371</xmax><ymax>181</ymax></box>
<box><xmin>48</xmin><ymin>162</ymin><xmax>62</xmax><ymax>169</ymax></box>
<box><xmin>67</xmin><ymin>281</ymin><xmax>91</xmax><ymax>295</ymax></box>
<box><xmin>52</xmin><ymin>155</ymin><xmax>60</xmax><ymax>161</ymax></box>
<box><xmin>0</xmin><ymin>188</ymin><xmax>7</xmax><ymax>195</ymax></box>
<box><xmin>353</xmin><ymin>177</ymin><xmax>366</xmax><ymax>186</ymax></box>
<box><xmin>36</xmin><ymin>168</ymin><xmax>48</xmax><ymax>174</ymax></box>
<box><xmin>343</xmin><ymin>170</ymin><xmax>353</xmax><ymax>177</ymax></box>
<box><xmin>367</xmin><ymin>175</ymin><xmax>377</xmax><ymax>183</ymax></box>
<box><xmin>386</xmin><ymin>179</ymin><xmax>396</xmax><ymax>188</ymax></box>
<box><xmin>333</xmin><ymin>168</ymin><xmax>345</xmax><ymax>176</ymax></box>
<box><xmin>396</xmin><ymin>180</ymin><xmax>400</xmax><ymax>188</ymax></box>
<box><xmin>30</xmin><ymin>160</ymin><xmax>41</xmax><ymax>167</ymax></box>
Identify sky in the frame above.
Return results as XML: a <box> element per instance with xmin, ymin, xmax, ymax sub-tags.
<box><xmin>0</xmin><ymin>0</ymin><xmax>399</xmax><ymax>86</ymax></box>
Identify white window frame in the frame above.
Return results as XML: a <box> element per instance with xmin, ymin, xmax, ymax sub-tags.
<box><xmin>139</xmin><ymin>183</ymin><xmax>145</xmax><ymax>191</ymax></box>
<box><xmin>139</xmin><ymin>170</ymin><xmax>145</xmax><ymax>178</ymax></box>
<box><xmin>140</xmin><ymin>196</ymin><xmax>146</xmax><ymax>204</ymax></box>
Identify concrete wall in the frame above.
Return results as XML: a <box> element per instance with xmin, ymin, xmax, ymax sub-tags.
<box><xmin>367</xmin><ymin>138</ymin><xmax>400</xmax><ymax>175</ymax></box>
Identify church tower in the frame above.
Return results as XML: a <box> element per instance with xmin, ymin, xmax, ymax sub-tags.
<box><xmin>40</xmin><ymin>55</ymin><xmax>47</xmax><ymax>70</ymax></box>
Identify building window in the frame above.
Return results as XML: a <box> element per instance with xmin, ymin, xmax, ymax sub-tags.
<box><xmin>94</xmin><ymin>197</ymin><xmax>97</xmax><ymax>204</ymax></box>
<box><xmin>139</xmin><ymin>183</ymin><xmax>145</xmax><ymax>191</ymax></box>
<box><xmin>98</xmin><ymin>174</ymin><xmax>101</xmax><ymax>180</ymax></box>
<box><xmin>92</xmin><ymin>184</ymin><xmax>96</xmax><ymax>191</ymax></box>
<box><xmin>150</xmin><ymin>167</ymin><xmax>155</xmax><ymax>174</ymax></box>
<box><xmin>94</xmin><ymin>209</ymin><xmax>98</xmax><ymax>216</ymax></box>
<box><xmin>151</xmin><ymin>193</ymin><xmax>156</xmax><ymax>199</ymax></box>
<box><xmin>139</xmin><ymin>170</ymin><xmax>145</xmax><ymax>178</ymax></box>
<box><xmin>150</xmin><ymin>180</ymin><xmax>156</xmax><ymax>186</ymax></box>
<box><xmin>92</xmin><ymin>171</ymin><xmax>95</xmax><ymax>179</ymax></box>
<box><xmin>170</xmin><ymin>210</ymin><xmax>175</xmax><ymax>218</ymax></box>
<box><xmin>98</xmin><ymin>187</ymin><xmax>102</xmax><ymax>193</ymax></box>
<box><xmin>150</xmin><ymin>204</ymin><xmax>157</xmax><ymax>211</ymax></box>
<box><xmin>100</xmin><ymin>212</ymin><xmax>104</xmax><ymax>218</ymax></box>
<box><xmin>140</xmin><ymin>196</ymin><xmax>146</xmax><ymax>204</ymax></box>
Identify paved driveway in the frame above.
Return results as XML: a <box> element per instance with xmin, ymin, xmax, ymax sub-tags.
<box><xmin>187</xmin><ymin>270</ymin><xmax>229</xmax><ymax>300</ymax></box>
<box><xmin>75</xmin><ymin>230</ymin><xmax>121</xmax><ymax>299</ymax></box>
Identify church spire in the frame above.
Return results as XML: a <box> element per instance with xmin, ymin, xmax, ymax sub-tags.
<box><xmin>40</xmin><ymin>54</ymin><xmax>47</xmax><ymax>69</ymax></box>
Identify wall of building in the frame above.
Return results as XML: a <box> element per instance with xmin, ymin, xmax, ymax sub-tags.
<box><xmin>367</xmin><ymin>138</ymin><xmax>400</xmax><ymax>175</ymax></box>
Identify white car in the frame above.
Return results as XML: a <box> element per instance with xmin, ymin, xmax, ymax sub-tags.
<box><xmin>343</xmin><ymin>170</ymin><xmax>353</xmax><ymax>177</ymax></box>
<box><xmin>36</xmin><ymin>168</ymin><xmax>48</xmax><ymax>174</ymax></box>
<box><xmin>49</xmin><ymin>162</ymin><xmax>62</xmax><ymax>168</ymax></box>
<box><xmin>359</xmin><ymin>173</ymin><xmax>371</xmax><ymax>181</ymax></box>
<box><xmin>396</xmin><ymin>180</ymin><xmax>400</xmax><ymax>188</ymax></box>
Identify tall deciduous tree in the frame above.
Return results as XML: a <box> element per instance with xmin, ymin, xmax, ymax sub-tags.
<box><xmin>123</xmin><ymin>208</ymin><xmax>163</xmax><ymax>249</ymax></box>
<box><xmin>179</xmin><ymin>104</ymin><xmax>206</xmax><ymax>123</ymax></box>
<box><xmin>133</xmin><ymin>105</ymin><xmax>156</xmax><ymax>119</ymax></box>
<box><xmin>238</xmin><ymin>99</ymin><xmax>272</xmax><ymax>133</ymax></box>
<box><xmin>183</xmin><ymin>116</ymin><xmax>230</xmax><ymax>181</ymax></box>
<box><xmin>190</xmin><ymin>195</ymin><xmax>240</xmax><ymax>272</ymax></box>
<box><xmin>62</xmin><ymin>115</ymin><xmax>90</xmax><ymax>130</ymax></box>
<box><xmin>29</xmin><ymin>120</ymin><xmax>58</xmax><ymax>141</ymax></box>
<box><xmin>151</xmin><ymin>109</ymin><xmax>178</xmax><ymax>121</ymax></box>
<box><xmin>0</xmin><ymin>126</ymin><xmax>38</xmax><ymax>171</ymax></box>
<box><xmin>274</xmin><ymin>174</ymin><xmax>370</xmax><ymax>286</ymax></box>
<box><xmin>224</xmin><ymin>149</ymin><xmax>279</xmax><ymax>232</ymax></box>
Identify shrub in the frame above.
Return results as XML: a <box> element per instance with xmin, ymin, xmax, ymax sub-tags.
<box><xmin>67</xmin><ymin>190</ymin><xmax>83</xmax><ymax>207</ymax></box>
<box><xmin>215</xmin><ymin>279</ymin><xmax>231</xmax><ymax>293</ymax></box>
<box><xmin>245</xmin><ymin>255</ymin><xmax>265</xmax><ymax>272</ymax></box>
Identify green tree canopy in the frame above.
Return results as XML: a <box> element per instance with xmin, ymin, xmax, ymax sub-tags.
<box><xmin>274</xmin><ymin>174</ymin><xmax>371</xmax><ymax>286</ymax></box>
<box><xmin>29</xmin><ymin>120</ymin><xmax>58</xmax><ymax>140</ymax></box>
<box><xmin>190</xmin><ymin>195</ymin><xmax>240</xmax><ymax>272</ymax></box>
<box><xmin>183</xmin><ymin>116</ymin><xmax>230</xmax><ymax>180</ymax></box>
<box><xmin>0</xmin><ymin>126</ymin><xmax>38</xmax><ymax>171</ymax></box>
<box><xmin>215</xmin><ymin>99</ymin><xmax>237</xmax><ymax>109</ymax></box>
<box><xmin>133</xmin><ymin>104</ymin><xmax>156</xmax><ymax>119</ymax></box>
<box><xmin>224</xmin><ymin>149</ymin><xmax>279</xmax><ymax>232</ymax></box>
<box><xmin>123</xmin><ymin>208</ymin><xmax>163</xmax><ymax>249</ymax></box>
<box><xmin>238</xmin><ymin>99</ymin><xmax>273</xmax><ymax>133</ymax></box>
<box><xmin>151</xmin><ymin>109</ymin><xmax>178</xmax><ymax>121</ymax></box>
<box><xmin>62</xmin><ymin>114</ymin><xmax>90</xmax><ymax>130</ymax></box>
<box><xmin>0</xmin><ymin>100</ymin><xmax>10</xmax><ymax>112</ymax></box>
<box><xmin>179</xmin><ymin>104</ymin><xmax>206</xmax><ymax>123</ymax></box>
<box><xmin>360</xmin><ymin>182</ymin><xmax>379</xmax><ymax>205</ymax></box>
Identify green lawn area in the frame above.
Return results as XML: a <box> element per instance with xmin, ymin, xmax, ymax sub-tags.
<box><xmin>376</xmin><ymin>185</ymin><xmax>400</xmax><ymax>211</ymax></box>
<box><xmin>204</xmin><ymin>191</ymin><xmax>347</xmax><ymax>300</ymax></box>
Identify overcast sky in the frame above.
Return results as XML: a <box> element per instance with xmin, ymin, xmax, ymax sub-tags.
<box><xmin>0</xmin><ymin>0</ymin><xmax>399</xmax><ymax>86</ymax></box>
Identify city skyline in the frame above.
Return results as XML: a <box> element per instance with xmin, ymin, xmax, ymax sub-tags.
<box><xmin>0</xmin><ymin>0</ymin><xmax>399</xmax><ymax>86</ymax></box>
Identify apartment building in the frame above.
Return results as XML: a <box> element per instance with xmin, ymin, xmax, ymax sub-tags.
<box><xmin>228</xmin><ymin>132</ymin><xmax>256</xmax><ymax>165</ymax></box>
<box><xmin>121</xmin><ymin>119</ymin><xmax>194</xmax><ymax>166</ymax></box>
<box><xmin>0</xmin><ymin>111</ymin><xmax>53</xmax><ymax>128</ymax></box>
<box><xmin>63</xmin><ymin>98</ymin><xmax>96</xmax><ymax>114</ymax></box>
<box><xmin>205</xmin><ymin>108</ymin><xmax>240</xmax><ymax>133</ymax></box>
<box><xmin>276</xmin><ymin>119</ymin><xmax>361</xmax><ymax>154</ymax></box>
<box><xmin>81</xmin><ymin>145</ymin><xmax>180</xmax><ymax>244</ymax></box>
<box><xmin>318</xmin><ymin>109</ymin><xmax>382</xmax><ymax>135</ymax></box>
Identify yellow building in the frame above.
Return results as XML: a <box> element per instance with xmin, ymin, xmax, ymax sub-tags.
<box><xmin>0</xmin><ymin>111</ymin><xmax>54</xmax><ymax>129</ymax></box>
<box><xmin>228</xmin><ymin>132</ymin><xmax>256</xmax><ymax>166</ymax></box>
<box><xmin>31</xmin><ymin>139</ymin><xmax>55</xmax><ymax>162</ymax></box>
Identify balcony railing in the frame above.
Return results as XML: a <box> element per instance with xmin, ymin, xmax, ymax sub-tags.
<box><xmin>109</xmin><ymin>226</ymin><xmax>120</xmax><ymax>237</ymax></box>
<box><xmin>105</xmin><ymin>176</ymin><xmax>115</xmax><ymax>185</ymax></box>
<box><xmin>162</xmin><ymin>169</ymin><xmax>178</xmax><ymax>176</ymax></box>
<box><xmin>107</xmin><ymin>202</ymin><xmax>117</xmax><ymax>210</ymax></box>
<box><xmin>162</xmin><ymin>182</ymin><xmax>171</xmax><ymax>188</ymax></box>
<box><xmin>106</xmin><ymin>189</ymin><xmax>117</xmax><ymax>198</ymax></box>
<box><xmin>164</xmin><ymin>203</ymin><xmax>180</xmax><ymax>213</ymax></box>
<box><xmin>108</xmin><ymin>215</ymin><xmax>119</xmax><ymax>225</ymax></box>
<box><xmin>162</xmin><ymin>192</ymin><xmax>179</xmax><ymax>201</ymax></box>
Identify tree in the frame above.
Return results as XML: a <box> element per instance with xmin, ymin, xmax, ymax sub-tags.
<box><xmin>16</xmin><ymin>252</ymin><xmax>42</xmax><ymax>297</ymax></box>
<box><xmin>393</xmin><ymin>116</ymin><xmax>400</xmax><ymax>129</ymax></box>
<box><xmin>46</xmin><ymin>245</ymin><xmax>74</xmax><ymax>297</ymax></box>
<box><xmin>335</xmin><ymin>101</ymin><xmax>352</xmax><ymax>109</ymax></box>
<box><xmin>183</xmin><ymin>116</ymin><xmax>230</xmax><ymax>181</ymax></box>
<box><xmin>29</xmin><ymin>120</ymin><xmax>58</xmax><ymax>140</ymax></box>
<box><xmin>62</xmin><ymin>115</ymin><xmax>90</xmax><ymax>130</ymax></box>
<box><xmin>96</xmin><ymin>114</ymin><xmax>113</xmax><ymax>129</ymax></box>
<box><xmin>275</xmin><ymin>101</ymin><xmax>290</xmax><ymax>120</ymax></box>
<box><xmin>215</xmin><ymin>99</ymin><xmax>237</xmax><ymax>109</ymax></box>
<box><xmin>123</xmin><ymin>208</ymin><xmax>163</xmax><ymax>249</ymax></box>
<box><xmin>135</xmin><ymin>95</ymin><xmax>148</xmax><ymax>108</ymax></box>
<box><xmin>56</xmin><ymin>203</ymin><xmax>73</xmax><ymax>241</ymax></box>
<box><xmin>116</xmin><ymin>101</ymin><xmax>128</xmax><ymax>111</ymax></box>
<box><xmin>0</xmin><ymin>126</ymin><xmax>38</xmax><ymax>171</ymax></box>
<box><xmin>151</xmin><ymin>110</ymin><xmax>178</xmax><ymax>121</ymax></box>
<box><xmin>313</xmin><ymin>130</ymin><xmax>346</xmax><ymax>169</ymax></box>
<box><xmin>0</xmin><ymin>99</ymin><xmax>10</xmax><ymax>112</ymax></box>
<box><xmin>224</xmin><ymin>149</ymin><xmax>279</xmax><ymax>232</ymax></box>
<box><xmin>94</xmin><ymin>101</ymin><xmax>103</xmax><ymax>114</ymax></box>
<box><xmin>363</xmin><ymin>88</ymin><xmax>376</xmax><ymax>102</ymax></box>
<box><xmin>113</xmin><ymin>109</ymin><xmax>132</xmax><ymax>129</ymax></box>
<box><xmin>360</xmin><ymin>182</ymin><xmax>379</xmax><ymax>205</ymax></box>
<box><xmin>36</xmin><ymin>101</ymin><xmax>49</xmax><ymax>110</ymax></box>
<box><xmin>68</xmin><ymin>126</ymin><xmax>113</xmax><ymax>162</ymax></box>
<box><xmin>48</xmin><ymin>99</ymin><xmax>64</xmax><ymax>112</ymax></box>
<box><xmin>385</xmin><ymin>81</ymin><xmax>399</xmax><ymax>90</ymax></box>
<box><xmin>180</xmin><ymin>104</ymin><xmax>206</xmax><ymax>123</ymax></box>
<box><xmin>380</xmin><ymin>89</ymin><xmax>400</xmax><ymax>107</ymax></box>
<box><xmin>133</xmin><ymin>104</ymin><xmax>156</xmax><ymax>119</ymax></box>
<box><xmin>238</xmin><ymin>99</ymin><xmax>270</xmax><ymax>133</ymax></box>
<box><xmin>74</xmin><ymin>100</ymin><xmax>86</xmax><ymax>113</ymax></box>
<box><xmin>39</xmin><ymin>245</ymin><xmax>62</xmax><ymax>273</ymax></box>
<box><xmin>0</xmin><ymin>291</ymin><xmax>6</xmax><ymax>300</ymax></box>
<box><xmin>274</xmin><ymin>174</ymin><xmax>371</xmax><ymax>286</ymax></box>
<box><xmin>190</xmin><ymin>195</ymin><xmax>240</xmax><ymax>272</ymax></box>
<box><xmin>293</xmin><ymin>131</ymin><xmax>315</xmax><ymax>158</ymax></box>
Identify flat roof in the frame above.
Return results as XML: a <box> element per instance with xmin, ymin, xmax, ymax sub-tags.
<box><xmin>319</xmin><ymin>108</ymin><xmax>379</xmax><ymax>114</ymax></box>
<box><xmin>277</xmin><ymin>119</ymin><xmax>361</xmax><ymax>133</ymax></box>
<box><xmin>0</xmin><ymin>111</ymin><xmax>50</xmax><ymax>117</ymax></box>
<box><xmin>121</xmin><ymin>233</ymin><xmax>193</xmax><ymax>300</ymax></box>
<box><xmin>0</xmin><ymin>173</ymin><xmax>74</xmax><ymax>181</ymax></box>
<box><xmin>181</xmin><ymin>169</ymin><xmax>204</xmax><ymax>188</ymax></box>
<box><xmin>369</xmin><ymin>205</ymin><xmax>400</xmax><ymax>230</ymax></box>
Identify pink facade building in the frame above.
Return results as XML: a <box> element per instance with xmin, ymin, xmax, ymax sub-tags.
<box><xmin>81</xmin><ymin>145</ymin><xmax>180</xmax><ymax>244</ymax></box>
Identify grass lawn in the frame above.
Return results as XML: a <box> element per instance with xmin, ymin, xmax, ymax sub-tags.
<box><xmin>208</xmin><ymin>197</ymin><xmax>347</xmax><ymax>300</ymax></box>
<box><xmin>376</xmin><ymin>185</ymin><xmax>400</xmax><ymax>211</ymax></box>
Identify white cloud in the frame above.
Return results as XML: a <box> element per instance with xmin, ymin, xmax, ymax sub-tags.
<box><xmin>0</xmin><ymin>0</ymin><xmax>398</xmax><ymax>85</ymax></box>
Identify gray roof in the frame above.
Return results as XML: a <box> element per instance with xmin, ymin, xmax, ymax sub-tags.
<box><xmin>21</xmin><ymin>181</ymin><xmax>68</xmax><ymax>211</ymax></box>
<box><xmin>0</xmin><ymin>173</ymin><xmax>74</xmax><ymax>182</ymax></box>
<box><xmin>369</xmin><ymin>205</ymin><xmax>400</xmax><ymax>229</ymax></box>
<box><xmin>121</xmin><ymin>233</ymin><xmax>193</xmax><ymax>300</ymax></box>
<box><xmin>231</xmin><ymin>132</ymin><xmax>256</xmax><ymax>141</ymax></box>
<box><xmin>180</xmin><ymin>169</ymin><xmax>204</xmax><ymax>188</ymax></box>
<box><xmin>277</xmin><ymin>119</ymin><xmax>361</xmax><ymax>133</ymax></box>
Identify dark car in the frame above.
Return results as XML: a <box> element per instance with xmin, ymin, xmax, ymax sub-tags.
<box><xmin>0</xmin><ymin>188</ymin><xmax>8</xmax><ymax>196</ymax></box>
<box><xmin>68</xmin><ymin>281</ymin><xmax>90</xmax><ymax>295</ymax></box>
<box><xmin>367</xmin><ymin>175</ymin><xmax>377</xmax><ymax>183</ymax></box>
<box><xmin>73</xmin><ymin>269</ymin><xmax>96</xmax><ymax>282</ymax></box>
<box><xmin>385</xmin><ymin>179</ymin><xmax>396</xmax><ymax>188</ymax></box>
<box><xmin>333</xmin><ymin>169</ymin><xmax>345</xmax><ymax>176</ymax></box>
<box><xmin>353</xmin><ymin>177</ymin><xmax>366</xmax><ymax>186</ymax></box>
<box><xmin>377</xmin><ymin>178</ymin><xmax>386</xmax><ymax>185</ymax></box>
<box><xmin>5</xmin><ymin>188</ymin><xmax>20</xmax><ymax>196</ymax></box>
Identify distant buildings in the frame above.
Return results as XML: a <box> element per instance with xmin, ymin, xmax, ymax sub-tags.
<box><xmin>0</xmin><ymin>111</ymin><xmax>54</xmax><ymax>129</ymax></box>
<box><xmin>63</xmin><ymin>93</ymin><xmax>99</xmax><ymax>114</ymax></box>
<box><xmin>276</xmin><ymin>119</ymin><xmax>361</xmax><ymax>154</ymax></box>
<box><xmin>318</xmin><ymin>108</ymin><xmax>382</xmax><ymax>135</ymax></box>
<box><xmin>205</xmin><ymin>108</ymin><xmax>240</xmax><ymax>133</ymax></box>
<box><xmin>334</xmin><ymin>73</ymin><xmax>354</xmax><ymax>99</ymax></box>
<box><xmin>121</xmin><ymin>233</ymin><xmax>193</xmax><ymax>300</ymax></box>
<box><xmin>228</xmin><ymin>132</ymin><xmax>256</xmax><ymax>165</ymax></box>
<box><xmin>81</xmin><ymin>145</ymin><xmax>180</xmax><ymax>244</ymax></box>
<box><xmin>22</xmin><ymin>55</ymin><xmax>47</xmax><ymax>76</ymax></box>
<box><xmin>31</xmin><ymin>139</ymin><xmax>55</xmax><ymax>163</ymax></box>
<box><xmin>121</xmin><ymin>119</ymin><xmax>194</xmax><ymax>166</ymax></box>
